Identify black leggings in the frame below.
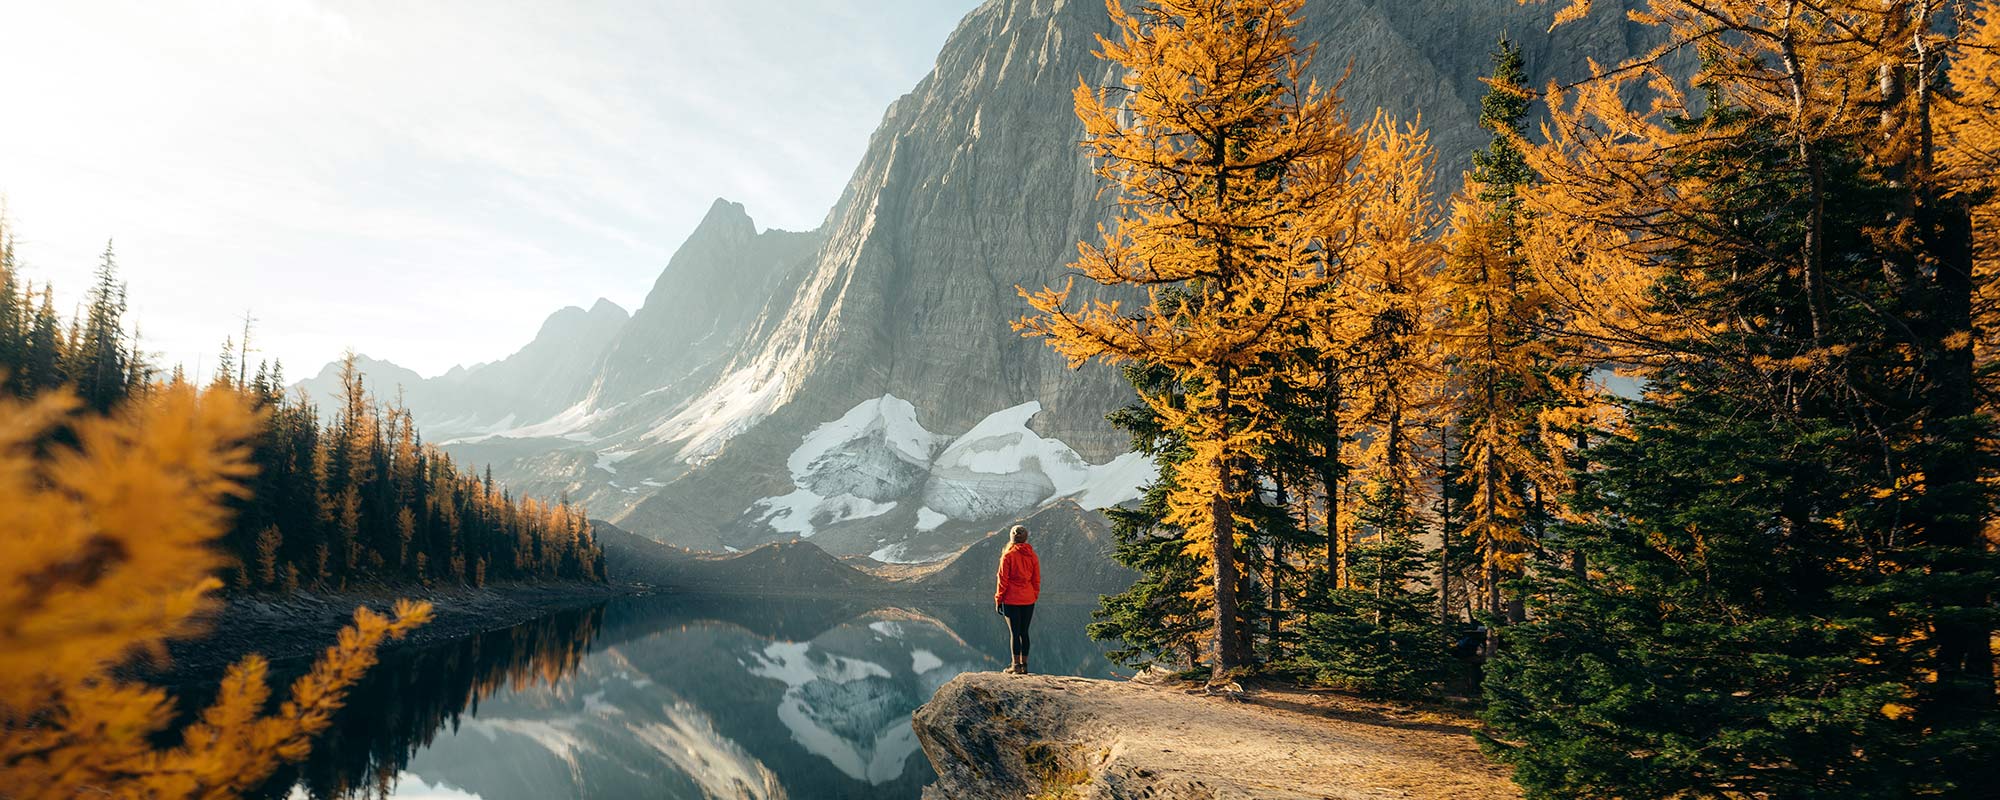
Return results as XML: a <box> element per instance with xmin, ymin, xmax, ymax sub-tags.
<box><xmin>1002</xmin><ymin>603</ymin><xmax>1035</xmax><ymax>661</ymax></box>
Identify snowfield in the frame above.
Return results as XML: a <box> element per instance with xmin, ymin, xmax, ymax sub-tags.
<box><xmin>750</xmin><ymin>395</ymin><xmax>1157</xmax><ymax>539</ymax></box>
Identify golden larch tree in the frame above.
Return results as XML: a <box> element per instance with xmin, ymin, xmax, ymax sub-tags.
<box><xmin>1326</xmin><ymin>117</ymin><xmax>1446</xmax><ymax>533</ymax></box>
<box><xmin>1519</xmin><ymin>0</ymin><xmax>1998</xmax><ymax>742</ymax></box>
<box><xmin>0</xmin><ymin>384</ymin><xmax>430</xmax><ymax>800</ymax></box>
<box><xmin>1017</xmin><ymin>0</ymin><xmax>1357</xmax><ymax>673</ymax></box>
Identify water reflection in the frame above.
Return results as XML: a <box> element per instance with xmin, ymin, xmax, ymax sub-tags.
<box><xmin>250</xmin><ymin>595</ymin><xmax>1114</xmax><ymax>800</ymax></box>
<box><xmin>259</xmin><ymin>605</ymin><xmax>606</xmax><ymax>800</ymax></box>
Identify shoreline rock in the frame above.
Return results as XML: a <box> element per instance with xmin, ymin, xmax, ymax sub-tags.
<box><xmin>913</xmin><ymin>673</ymin><xmax>1519</xmax><ymax>800</ymax></box>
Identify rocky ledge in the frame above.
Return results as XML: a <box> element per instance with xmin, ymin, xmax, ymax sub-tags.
<box><xmin>913</xmin><ymin>673</ymin><xmax>1519</xmax><ymax>800</ymax></box>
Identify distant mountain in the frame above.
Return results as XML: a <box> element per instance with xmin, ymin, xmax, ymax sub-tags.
<box><xmin>292</xmin><ymin>298</ymin><xmax>628</xmax><ymax>438</ymax></box>
<box><xmin>303</xmin><ymin>0</ymin><xmax>1657</xmax><ymax>561</ymax></box>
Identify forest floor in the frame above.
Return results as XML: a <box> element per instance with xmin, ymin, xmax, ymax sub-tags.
<box><xmin>916</xmin><ymin>672</ymin><xmax>1519</xmax><ymax>800</ymax></box>
<box><xmin>137</xmin><ymin>580</ymin><xmax>639</xmax><ymax>685</ymax></box>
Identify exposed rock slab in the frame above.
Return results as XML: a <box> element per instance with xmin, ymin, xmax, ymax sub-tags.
<box><xmin>914</xmin><ymin>673</ymin><xmax>1519</xmax><ymax>800</ymax></box>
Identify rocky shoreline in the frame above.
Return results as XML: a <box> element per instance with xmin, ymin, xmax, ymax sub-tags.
<box><xmin>140</xmin><ymin>581</ymin><xmax>640</xmax><ymax>686</ymax></box>
<box><xmin>914</xmin><ymin>673</ymin><xmax>1519</xmax><ymax>800</ymax></box>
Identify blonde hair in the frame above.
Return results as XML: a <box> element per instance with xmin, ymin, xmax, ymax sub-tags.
<box><xmin>1009</xmin><ymin>525</ymin><xmax>1029</xmax><ymax>544</ymax></box>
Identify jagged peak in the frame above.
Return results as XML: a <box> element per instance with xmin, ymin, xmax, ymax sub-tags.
<box><xmin>309</xmin><ymin>352</ymin><xmax>407</xmax><ymax>378</ymax></box>
<box><xmin>588</xmin><ymin>297</ymin><xmax>629</xmax><ymax>318</ymax></box>
<box><xmin>531</xmin><ymin>299</ymin><xmax>630</xmax><ymax>344</ymax></box>
<box><xmin>691</xmin><ymin>197</ymin><xmax>756</xmax><ymax>237</ymax></box>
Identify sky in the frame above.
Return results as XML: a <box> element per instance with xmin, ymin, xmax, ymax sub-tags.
<box><xmin>0</xmin><ymin>0</ymin><xmax>983</xmax><ymax>379</ymax></box>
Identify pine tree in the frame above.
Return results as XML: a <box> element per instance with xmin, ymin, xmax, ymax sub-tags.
<box><xmin>1089</xmin><ymin>363</ymin><xmax>1213</xmax><ymax>671</ymax></box>
<box><xmin>1436</xmin><ymin>39</ymin><xmax>1593</xmax><ymax>629</ymax></box>
<box><xmin>24</xmin><ymin>286</ymin><xmax>65</xmax><ymax>394</ymax></box>
<box><xmin>1485</xmin><ymin>2</ymin><xmax>2000</xmax><ymax>794</ymax></box>
<box><xmin>213</xmin><ymin>336</ymin><xmax>237</xmax><ymax>390</ymax></box>
<box><xmin>0</xmin><ymin>219</ymin><xmax>24</xmax><ymax>392</ymax></box>
<box><xmin>1018</xmin><ymin>0</ymin><xmax>1356</xmax><ymax>674</ymax></box>
<box><xmin>1301</xmin><ymin>485</ymin><xmax>1449</xmax><ymax>699</ymax></box>
<box><xmin>73</xmin><ymin>241</ymin><xmax>129</xmax><ymax>412</ymax></box>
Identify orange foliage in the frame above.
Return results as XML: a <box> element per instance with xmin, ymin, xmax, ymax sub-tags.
<box><xmin>0</xmin><ymin>384</ymin><xmax>430</xmax><ymax>800</ymax></box>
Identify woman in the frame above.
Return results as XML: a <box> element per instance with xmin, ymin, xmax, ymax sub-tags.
<box><xmin>994</xmin><ymin>524</ymin><xmax>1041</xmax><ymax>674</ymax></box>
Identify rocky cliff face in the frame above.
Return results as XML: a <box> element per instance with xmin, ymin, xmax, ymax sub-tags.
<box><xmin>303</xmin><ymin>0</ymin><xmax>1656</xmax><ymax>558</ymax></box>
<box><xmin>589</xmin><ymin>199</ymin><xmax>824</xmax><ymax>411</ymax></box>
<box><xmin>612</xmin><ymin>0</ymin><xmax>1654</xmax><ymax>550</ymax></box>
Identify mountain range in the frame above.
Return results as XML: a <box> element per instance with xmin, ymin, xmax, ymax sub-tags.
<box><xmin>298</xmin><ymin>0</ymin><xmax>1657</xmax><ymax>558</ymax></box>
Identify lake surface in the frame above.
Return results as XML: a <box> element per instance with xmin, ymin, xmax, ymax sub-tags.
<box><xmin>252</xmin><ymin>593</ymin><xmax>1117</xmax><ymax>800</ymax></box>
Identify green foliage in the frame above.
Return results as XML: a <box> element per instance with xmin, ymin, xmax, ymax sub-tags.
<box><xmin>0</xmin><ymin>235</ymin><xmax>606</xmax><ymax>595</ymax></box>
<box><xmin>1300</xmin><ymin>485</ymin><xmax>1450</xmax><ymax>699</ymax></box>
<box><xmin>1481</xmin><ymin>98</ymin><xmax>2000</xmax><ymax>798</ymax></box>
<box><xmin>1469</xmin><ymin>37</ymin><xmax>1531</xmax><ymax>203</ymax></box>
<box><xmin>1481</xmin><ymin>389</ymin><xmax>1982</xmax><ymax>798</ymax></box>
<box><xmin>1089</xmin><ymin>363</ymin><xmax>1212</xmax><ymax>671</ymax></box>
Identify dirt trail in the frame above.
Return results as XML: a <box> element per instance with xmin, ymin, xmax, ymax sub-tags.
<box><xmin>915</xmin><ymin>673</ymin><xmax>1519</xmax><ymax>800</ymax></box>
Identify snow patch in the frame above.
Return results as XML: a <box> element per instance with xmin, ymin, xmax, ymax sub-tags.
<box><xmin>1061</xmin><ymin>451</ymin><xmax>1158</xmax><ymax>510</ymax></box>
<box><xmin>746</xmin><ymin>396</ymin><xmax>1156</xmax><ymax>536</ymax></box>
<box><xmin>753</xmin><ymin>488</ymin><xmax>898</xmax><ymax>538</ymax></box>
<box><xmin>746</xmin><ymin>641</ymin><xmax>891</xmax><ymax>688</ymax></box>
<box><xmin>924</xmin><ymin>401</ymin><xmax>1152</xmax><ymax>521</ymax></box>
<box><xmin>787</xmin><ymin>394</ymin><xmax>942</xmax><ymax>479</ymax></box>
<box><xmin>910</xmin><ymin>649</ymin><xmax>944</xmax><ymax>674</ymax></box>
<box><xmin>914</xmin><ymin>506</ymin><xmax>949</xmax><ymax>532</ymax></box>
<box><xmin>447</xmin><ymin>400</ymin><xmax>611</xmax><ymax>445</ymax></box>
<box><xmin>593</xmin><ymin>449</ymin><xmax>635</xmax><ymax>474</ymax></box>
<box><xmin>642</xmin><ymin>364</ymin><xmax>788</xmax><ymax>463</ymax></box>
<box><xmin>868</xmin><ymin>541</ymin><xmax>911</xmax><ymax>563</ymax></box>
<box><xmin>749</xmin><ymin>394</ymin><xmax>942</xmax><ymax>536</ymax></box>
<box><xmin>868</xmin><ymin>620</ymin><xmax>905</xmax><ymax>639</ymax></box>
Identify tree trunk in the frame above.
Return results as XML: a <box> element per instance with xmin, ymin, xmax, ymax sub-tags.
<box><xmin>1322</xmin><ymin>361</ymin><xmax>1346</xmax><ymax>589</ymax></box>
<box><xmin>1213</xmin><ymin>370</ymin><xmax>1249</xmax><ymax>675</ymax></box>
<box><xmin>1918</xmin><ymin>197</ymin><xmax>1994</xmax><ymax>715</ymax></box>
<box><xmin>1439</xmin><ymin>424</ymin><xmax>1454</xmax><ymax>626</ymax></box>
<box><xmin>1483</xmin><ymin>563</ymin><xmax>1501</xmax><ymax>658</ymax></box>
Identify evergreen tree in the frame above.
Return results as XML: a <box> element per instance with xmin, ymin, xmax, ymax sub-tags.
<box><xmin>1301</xmin><ymin>485</ymin><xmax>1449</xmax><ymax>699</ymax></box>
<box><xmin>24</xmin><ymin>286</ymin><xmax>66</xmax><ymax>394</ymax></box>
<box><xmin>1437</xmin><ymin>39</ymin><xmax>1593</xmax><ymax>631</ymax></box>
<box><xmin>1485</xmin><ymin>2</ymin><xmax>2000</xmax><ymax>793</ymax></box>
<box><xmin>0</xmin><ymin>220</ymin><xmax>23</xmax><ymax>391</ymax></box>
<box><xmin>72</xmin><ymin>241</ymin><xmax>129</xmax><ymax>412</ymax></box>
<box><xmin>1019</xmin><ymin>0</ymin><xmax>1361</xmax><ymax>674</ymax></box>
<box><xmin>1089</xmin><ymin>363</ymin><xmax>1212</xmax><ymax>671</ymax></box>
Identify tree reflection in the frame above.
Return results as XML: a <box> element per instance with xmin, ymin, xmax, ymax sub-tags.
<box><xmin>252</xmin><ymin>604</ymin><xmax>605</xmax><ymax>800</ymax></box>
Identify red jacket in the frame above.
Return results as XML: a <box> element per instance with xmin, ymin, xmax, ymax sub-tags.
<box><xmin>995</xmin><ymin>542</ymin><xmax>1041</xmax><ymax>606</ymax></box>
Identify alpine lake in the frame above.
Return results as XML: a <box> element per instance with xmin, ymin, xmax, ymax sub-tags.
<box><xmin>190</xmin><ymin>593</ymin><xmax>1117</xmax><ymax>800</ymax></box>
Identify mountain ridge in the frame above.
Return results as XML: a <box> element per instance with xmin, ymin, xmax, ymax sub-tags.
<box><xmin>301</xmin><ymin>0</ymin><xmax>1660</xmax><ymax>560</ymax></box>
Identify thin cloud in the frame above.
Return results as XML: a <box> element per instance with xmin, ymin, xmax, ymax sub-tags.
<box><xmin>0</xmin><ymin>0</ymin><xmax>980</xmax><ymax>378</ymax></box>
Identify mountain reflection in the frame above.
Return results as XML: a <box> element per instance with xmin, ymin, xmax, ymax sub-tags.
<box><xmin>244</xmin><ymin>595</ymin><xmax>1112</xmax><ymax>800</ymax></box>
<box><xmin>260</xmin><ymin>604</ymin><xmax>607</xmax><ymax>800</ymax></box>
